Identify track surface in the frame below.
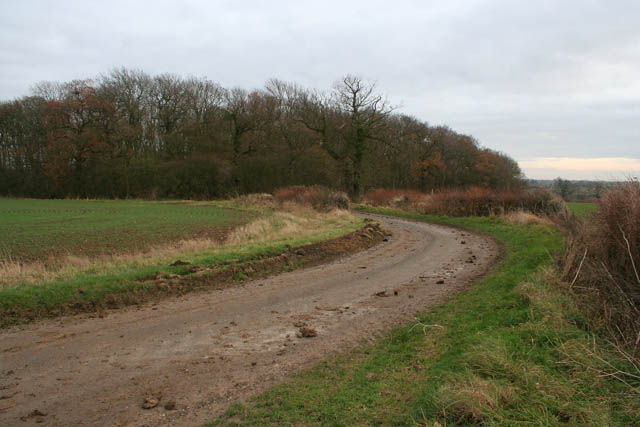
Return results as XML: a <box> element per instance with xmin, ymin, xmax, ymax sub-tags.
<box><xmin>0</xmin><ymin>214</ymin><xmax>500</xmax><ymax>426</ymax></box>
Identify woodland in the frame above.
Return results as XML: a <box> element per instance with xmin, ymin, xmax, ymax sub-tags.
<box><xmin>0</xmin><ymin>69</ymin><xmax>523</xmax><ymax>199</ymax></box>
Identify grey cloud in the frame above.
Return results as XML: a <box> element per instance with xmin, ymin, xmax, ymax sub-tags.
<box><xmin>1</xmin><ymin>0</ymin><xmax>638</xmax><ymax>177</ymax></box>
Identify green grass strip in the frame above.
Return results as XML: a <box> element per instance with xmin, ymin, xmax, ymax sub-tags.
<box><xmin>211</xmin><ymin>206</ymin><xmax>639</xmax><ymax>426</ymax></box>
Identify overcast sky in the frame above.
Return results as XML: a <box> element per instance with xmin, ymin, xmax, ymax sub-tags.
<box><xmin>1</xmin><ymin>0</ymin><xmax>638</xmax><ymax>180</ymax></box>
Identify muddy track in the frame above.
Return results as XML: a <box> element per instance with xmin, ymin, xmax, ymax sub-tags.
<box><xmin>0</xmin><ymin>214</ymin><xmax>500</xmax><ymax>426</ymax></box>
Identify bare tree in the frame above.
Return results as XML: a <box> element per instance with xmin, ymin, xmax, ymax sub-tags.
<box><xmin>332</xmin><ymin>75</ymin><xmax>394</xmax><ymax>196</ymax></box>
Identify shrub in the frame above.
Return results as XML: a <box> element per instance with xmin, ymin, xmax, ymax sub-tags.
<box><xmin>362</xmin><ymin>188</ymin><xmax>426</xmax><ymax>207</ymax></box>
<box><xmin>273</xmin><ymin>186</ymin><xmax>350</xmax><ymax>212</ymax></box>
<box><xmin>361</xmin><ymin>187</ymin><xmax>564</xmax><ymax>217</ymax></box>
<box><xmin>563</xmin><ymin>181</ymin><xmax>640</xmax><ymax>358</ymax></box>
<box><xmin>235</xmin><ymin>193</ymin><xmax>276</xmax><ymax>208</ymax></box>
<box><xmin>327</xmin><ymin>191</ymin><xmax>350</xmax><ymax>210</ymax></box>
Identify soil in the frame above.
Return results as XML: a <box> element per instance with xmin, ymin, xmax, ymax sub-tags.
<box><xmin>0</xmin><ymin>214</ymin><xmax>500</xmax><ymax>426</ymax></box>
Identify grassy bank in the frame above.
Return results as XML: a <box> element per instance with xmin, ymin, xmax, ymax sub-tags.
<box><xmin>212</xmin><ymin>207</ymin><xmax>639</xmax><ymax>425</ymax></box>
<box><xmin>0</xmin><ymin>201</ymin><xmax>364</xmax><ymax>327</ymax></box>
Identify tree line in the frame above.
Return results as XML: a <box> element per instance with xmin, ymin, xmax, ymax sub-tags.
<box><xmin>0</xmin><ymin>68</ymin><xmax>524</xmax><ymax>199</ymax></box>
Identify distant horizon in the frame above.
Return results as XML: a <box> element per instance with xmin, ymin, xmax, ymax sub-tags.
<box><xmin>519</xmin><ymin>157</ymin><xmax>640</xmax><ymax>181</ymax></box>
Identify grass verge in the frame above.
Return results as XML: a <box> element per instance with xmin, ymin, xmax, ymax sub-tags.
<box><xmin>211</xmin><ymin>206</ymin><xmax>640</xmax><ymax>426</ymax></box>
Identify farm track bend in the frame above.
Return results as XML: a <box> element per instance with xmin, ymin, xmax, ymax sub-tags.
<box><xmin>0</xmin><ymin>214</ymin><xmax>500</xmax><ymax>426</ymax></box>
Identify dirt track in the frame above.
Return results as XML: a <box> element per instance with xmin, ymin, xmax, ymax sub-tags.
<box><xmin>0</xmin><ymin>214</ymin><xmax>500</xmax><ymax>426</ymax></box>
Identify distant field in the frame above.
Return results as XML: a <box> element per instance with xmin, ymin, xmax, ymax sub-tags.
<box><xmin>0</xmin><ymin>199</ymin><xmax>254</xmax><ymax>262</ymax></box>
<box><xmin>567</xmin><ymin>201</ymin><xmax>598</xmax><ymax>218</ymax></box>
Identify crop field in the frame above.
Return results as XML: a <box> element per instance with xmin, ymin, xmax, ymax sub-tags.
<box><xmin>567</xmin><ymin>201</ymin><xmax>598</xmax><ymax>218</ymax></box>
<box><xmin>0</xmin><ymin>198</ymin><xmax>254</xmax><ymax>262</ymax></box>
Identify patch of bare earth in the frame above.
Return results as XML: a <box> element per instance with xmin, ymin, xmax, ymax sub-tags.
<box><xmin>0</xmin><ymin>214</ymin><xmax>500</xmax><ymax>426</ymax></box>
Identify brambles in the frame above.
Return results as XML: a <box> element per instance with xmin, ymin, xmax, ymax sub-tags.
<box><xmin>563</xmin><ymin>181</ymin><xmax>640</xmax><ymax>358</ymax></box>
<box><xmin>274</xmin><ymin>186</ymin><xmax>350</xmax><ymax>212</ymax></box>
<box><xmin>361</xmin><ymin>187</ymin><xmax>565</xmax><ymax>217</ymax></box>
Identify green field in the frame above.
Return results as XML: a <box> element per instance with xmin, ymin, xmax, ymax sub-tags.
<box><xmin>567</xmin><ymin>201</ymin><xmax>598</xmax><ymax>218</ymax></box>
<box><xmin>0</xmin><ymin>198</ymin><xmax>253</xmax><ymax>262</ymax></box>
<box><xmin>212</xmin><ymin>207</ymin><xmax>639</xmax><ymax>426</ymax></box>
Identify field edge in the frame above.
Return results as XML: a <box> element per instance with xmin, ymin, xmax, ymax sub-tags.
<box><xmin>0</xmin><ymin>218</ymin><xmax>384</xmax><ymax>328</ymax></box>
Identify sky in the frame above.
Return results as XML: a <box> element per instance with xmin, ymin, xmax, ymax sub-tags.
<box><xmin>1</xmin><ymin>0</ymin><xmax>638</xmax><ymax>180</ymax></box>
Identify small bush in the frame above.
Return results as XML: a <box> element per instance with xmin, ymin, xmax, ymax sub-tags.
<box><xmin>273</xmin><ymin>186</ymin><xmax>350</xmax><ymax>212</ymax></box>
<box><xmin>563</xmin><ymin>181</ymin><xmax>640</xmax><ymax>358</ymax></box>
<box><xmin>235</xmin><ymin>193</ymin><xmax>276</xmax><ymax>208</ymax></box>
<box><xmin>362</xmin><ymin>188</ymin><xmax>426</xmax><ymax>207</ymax></box>
<box><xmin>327</xmin><ymin>191</ymin><xmax>350</xmax><ymax>210</ymax></box>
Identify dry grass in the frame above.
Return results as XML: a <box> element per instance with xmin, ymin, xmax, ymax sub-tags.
<box><xmin>436</xmin><ymin>376</ymin><xmax>518</xmax><ymax>424</ymax></box>
<box><xmin>0</xmin><ymin>205</ymin><xmax>355</xmax><ymax>289</ymax></box>
<box><xmin>503</xmin><ymin>210</ymin><xmax>554</xmax><ymax>226</ymax></box>
<box><xmin>563</xmin><ymin>180</ymin><xmax>640</xmax><ymax>358</ymax></box>
<box><xmin>363</xmin><ymin>188</ymin><xmax>427</xmax><ymax>207</ymax></box>
<box><xmin>0</xmin><ymin>236</ymin><xmax>223</xmax><ymax>288</ymax></box>
<box><xmin>226</xmin><ymin>205</ymin><xmax>352</xmax><ymax>245</ymax></box>
<box><xmin>274</xmin><ymin>186</ymin><xmax>350</xmax><ymax>211</ymax></box>
<box><xmin>233</xmin><ymin>193</ymin><xmax>276</xmax><ymax>209</ymax></box>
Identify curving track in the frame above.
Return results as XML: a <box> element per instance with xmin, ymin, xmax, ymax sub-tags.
<box><xmin>0</xmin><ymin>214</ymin><xmax>499</xmax><ymax>426</ymax></box>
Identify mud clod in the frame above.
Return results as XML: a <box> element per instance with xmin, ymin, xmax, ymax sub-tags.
<box><xmin>297</xmin><ymin>327</ymin><xmax>317</xmax><ymax>338</ymax></box>
<box><xmin>315</xmin><ymin>306</ymin><xmax>340</xmax><ymax>311</ymax></box>
<box><xmin>142</xmin><ymin>397</ymin><xmax>159</xmax><ymax>409</ymax></box>
<box><xmin>170</xmin><ymin>260</ymin><xmax>191</xmax><ymax>267</ymax></box>
<box><xmin>436</xmin><ymin>279</ymin><xmax>445</xmax><ymax>284</ymax></box>
<box><xmin>20</xmin><ymin>409</ymin><xmax>47</xmax><ymax>422</ymax></box>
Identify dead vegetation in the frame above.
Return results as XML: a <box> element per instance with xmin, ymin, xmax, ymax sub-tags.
<box><xmin>274</xmin><ymin>186</ymin><xmax>350</xmax><ymax>211</ymax></box>
<box><xmin>503</xmin><ymin>210</ymin><xmax>554</xmax><ymax>226</ymax></box>
<box><xmin>361</xmin><ymin>187</ymin><xmax>565</xmax><ymax>217</ymax></box>
<box><xmin>562</xmin><ymin>181</ymin><xmax>640</xmax><ymax>359</ymax></box>
<box><xmin>226</xmin><ymin>205</ymin><xmax>352</xmax><ymax>246</ymax></box>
